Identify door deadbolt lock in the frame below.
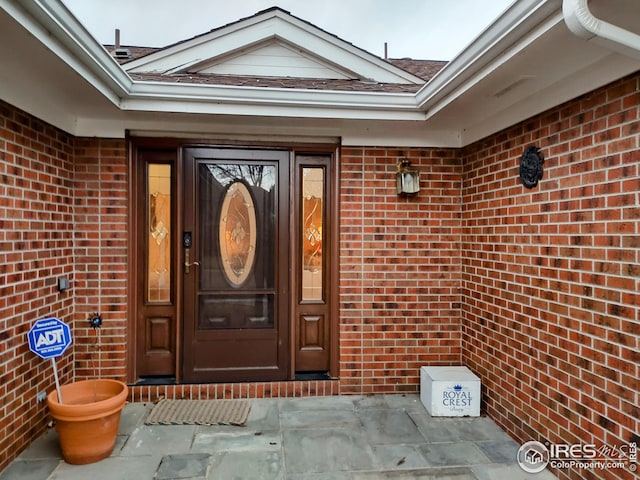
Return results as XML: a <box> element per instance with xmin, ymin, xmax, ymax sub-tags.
<box><xmin>183</xmin><ymin>232</ymin><xmax>199</xmax><ymax>273</ymax></box>
<box><xmin>183</xmin><ymin>231</ymin><xmax>192</xmax><ymax>248</ymax></box>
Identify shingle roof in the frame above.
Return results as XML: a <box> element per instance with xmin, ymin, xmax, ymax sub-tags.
<box><xmin>128</xmin><ymin>72</ymin><xmax>425</xmax><ymax>93</ymax></box>
<box><xmin>103</xmin><ymin>6</ymin><xmax>448</xmax><ymax>91</ymax></box>
<box><xmin>388</xmin><ymin>59</ymin><xmax>447</xmax><ymax>81</ymax></box>
<box><xmin>105</xmin><ymin>45</ymin><xmax>446</xmax><ymax>90</ymax></box>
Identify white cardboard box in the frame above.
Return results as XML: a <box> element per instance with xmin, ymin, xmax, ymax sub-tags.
<box><xmin>420</xmin><ymin>366</ymin><xmax>481</xmax><ymax>416</ymax></box>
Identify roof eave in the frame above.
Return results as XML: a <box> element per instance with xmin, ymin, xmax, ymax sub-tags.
<box><xmin>1</xmin><ymin>0</ymin><xmax>424</xmax><ymax>123</ymax></box>
<box><xmin>416</xmin><ymin>0</ymin><xmax>563</xmax><ymax>118</ymax></box>
<box><xmin>2</xmin><ymin>0</ymin><xmax>132</xmax><ymax>104</ymax></box>
<box><xmin>123</xmin><ymin>81</ymin><xmax>426</xmax><ymax>121</ymax></box>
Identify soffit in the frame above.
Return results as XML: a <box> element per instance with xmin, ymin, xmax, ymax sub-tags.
<box><xmin>419</xmin><ymin>0</ymin><xmax>640</xmax><ymax>146</ymax></box>
<box><xmin>0</xmin><ymin>6</ymin><xmax>123</xmax><ymax>134</ymax></box>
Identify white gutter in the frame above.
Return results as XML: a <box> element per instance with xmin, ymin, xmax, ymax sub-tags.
<box><xmin>562</xmin><ymin>0</ymin><xmax>640</xmax><ymax>60</ymax></box>
<box><xmin>124</xmin><ymin>81</ymin><xmax>424</xmax><ymax>119</ymax></box>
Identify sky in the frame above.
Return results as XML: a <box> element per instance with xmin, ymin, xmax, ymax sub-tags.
<box><xmin>61</xmin><ymin>0</ymin><xmax>515</xmax><ymax>61</ymax></box>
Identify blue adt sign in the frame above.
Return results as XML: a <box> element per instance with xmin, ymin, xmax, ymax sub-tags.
<box><xmin>28</xmin><ymin>318</ymin><xmax>72</xmax><ymax>359</ymax></box>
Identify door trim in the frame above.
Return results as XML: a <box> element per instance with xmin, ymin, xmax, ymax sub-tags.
<box><xmin>128</xmin><ymin>139</ymin><xmax>340</xmax><ymax>384</ymax></box>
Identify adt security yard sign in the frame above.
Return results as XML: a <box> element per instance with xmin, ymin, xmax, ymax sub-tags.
<box><xmin>27</xmin><ymin>317</ymin><xmax>72</xmax><ymax>403</ymax></box>
<box><xmin>28</xmin><ymin>317</ymin><xmax>72</xmax><ymax>359</ymax></box>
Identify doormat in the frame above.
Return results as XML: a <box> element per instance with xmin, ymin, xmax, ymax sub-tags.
<box><xmin>145</xmin><ymin>399</ymin><xmax>251</xmax><ymax>426</ymax></box>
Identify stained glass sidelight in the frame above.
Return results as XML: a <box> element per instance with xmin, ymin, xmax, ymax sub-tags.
<box><xmin>301</xmin><ymin>167</ymin><xmax>324</xmax><ymax>301</ymax></box>
<box><xmin>147</xmin><ymin>164</ymin><xmax>171</xmax><ymax>303</ymax></box>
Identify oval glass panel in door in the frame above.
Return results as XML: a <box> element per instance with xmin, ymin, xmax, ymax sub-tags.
<box><xmin>219</xmin><ymin>181</ymin><xmax>257</xmax><ymax>287</ymax></box>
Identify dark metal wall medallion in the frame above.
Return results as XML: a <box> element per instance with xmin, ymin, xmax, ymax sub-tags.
<box><xmin>520</xmin><ymin>146</ymin><xmax>544</xmax><ymax>188</ymax></box>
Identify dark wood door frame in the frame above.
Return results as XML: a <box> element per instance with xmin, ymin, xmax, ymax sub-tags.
<box><xmin>127</xmin><ymin>139</ymin><xmax>340</xmax><ymax>384</ymax></box>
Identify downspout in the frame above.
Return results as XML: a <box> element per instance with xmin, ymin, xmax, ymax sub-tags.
<box><xmin>562</xmin><ymin>0</ymin><xmax>640</xmax><ymax>59</ymax></box>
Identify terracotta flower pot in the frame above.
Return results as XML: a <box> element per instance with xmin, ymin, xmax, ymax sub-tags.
<box><xmin>47</xmin><ymin>379</ymin><xmax>128</xmax><ymax>465</ymax></box>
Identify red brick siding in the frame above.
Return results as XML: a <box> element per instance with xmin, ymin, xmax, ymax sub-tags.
<box><xmin>461</xmin><ymin>72</ymin><xmax>639</xmax><ymax>480</ymax></box>
<box><xmin>0</xmin><ymin>101</ymin><xmax>129</xmax><ymax>472</ymax></box>
<box><xmin>2</xmin><ymin>69</ymin><xmax>638</xmax><ymax>479</ymax></box>
<box><xmin>339</xmin><ymin>147</ymin><xmax>463</xmax><ymax>394</ymax></box>
<box><xmin>0</xmin><ymin>101</ymin><xmax>75</xmax><ymax>473</ymax></box>
<box><xmin>73</xmin><ymin>139</ymin><xmax>128</xmax><ymax>381</ymax></box>
<box><xmin>130</xmin><ymin>379</ymin><xmax>340</xmax><ymax>402</ymax></box>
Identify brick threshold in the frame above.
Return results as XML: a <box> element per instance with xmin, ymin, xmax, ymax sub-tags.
<box><xmin>129</xmin><ymin>378</ymin><xmax>341</xmax><ymax>402</ymax></box>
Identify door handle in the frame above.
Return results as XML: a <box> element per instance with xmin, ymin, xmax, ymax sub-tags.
<box><xmin>184</xmin><ymin>248</ymin><xmax>200</xmax><ymax>274</ymax></box>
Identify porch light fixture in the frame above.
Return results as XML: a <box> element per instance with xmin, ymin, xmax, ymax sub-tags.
<box><xmin>396</xmin><ymin>158</ymin><xmax>420</xmax><ymax>196</ymax></box>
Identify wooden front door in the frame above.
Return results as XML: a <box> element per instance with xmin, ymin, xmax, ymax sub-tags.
<box><xmin>182</xmin><ymin>148</ymin><xmax>289</xmax><ymax>382</ymax></box>
<box><xmin>132</xmin><ymin>143</ymin><xmax>336</xmax><ymax>383</ymax></box>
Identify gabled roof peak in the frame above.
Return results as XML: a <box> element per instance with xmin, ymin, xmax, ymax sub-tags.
<box><xmin>253</xmin><ymin>6</ymin><xmax>292</xmax><ymax>16</ymax></box>
<box><xmin>123</xmin><ymin>6</ymin><xmax>426</xmax><ymax>85</ymax></box>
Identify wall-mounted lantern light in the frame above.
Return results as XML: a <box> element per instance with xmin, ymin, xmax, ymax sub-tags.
<box><xmin>396</xmin><ymin>158</ymin><xmax>420</xmax><ymax>196</ymax></box>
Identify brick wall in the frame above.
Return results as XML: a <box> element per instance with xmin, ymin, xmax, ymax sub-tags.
<box><xmin>73</xmin><ymin>138</ymin><xmax>128</xmax><ymax>380</ymax></box>
<box><xmin>339</xmin><ymin>147</ymin><xmax>463</xmax><ymax>394</ymax></box>
<box><xmin>0</xmin><ymin>100</ymin><xmax>129</xmax><ymax>473</ymax></box>
<box><xmin>1</xmin><ymin>70</ymin><xmax>637</xmax><ymax>478</ymax></box>
<box><xmin>0</xmin><ymin>101</ymin><xmax>75</xmax><ymax>473</ymax></box>
<box><xmin>461</xmin><ymin>72</ymin><xmax>639</xmax><ymax>480</ymax></box>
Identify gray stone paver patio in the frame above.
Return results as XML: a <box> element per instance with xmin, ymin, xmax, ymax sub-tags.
<box><xmin>0</xmin><ymin>395</ymin><xmax>556</xmax><ymax>480</ymax></box>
